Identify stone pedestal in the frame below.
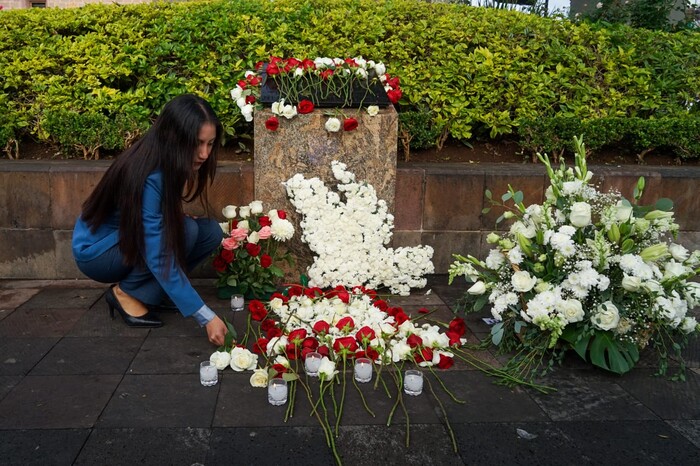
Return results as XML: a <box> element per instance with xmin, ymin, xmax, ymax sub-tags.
<box><xmin>254</xmin><ymin>106</ymin><xmax>398</xmax><ymax>277</ymax></box>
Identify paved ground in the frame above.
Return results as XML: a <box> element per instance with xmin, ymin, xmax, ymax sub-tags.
<box><xmin>1</xmin><ymin>275</ymin><xmax>699</xmax><ymax>466</ymax></box>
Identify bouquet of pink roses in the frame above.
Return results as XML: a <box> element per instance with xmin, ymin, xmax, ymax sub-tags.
<box><xmin>213</xmin><ymin>200</ymin><xmax>295</xmax><ymax>299</ymax></box>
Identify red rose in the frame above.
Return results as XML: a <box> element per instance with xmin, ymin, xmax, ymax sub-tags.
<box><xmin>407</xmin><ymin>334</ymin><xmax>423</xmax><ymax>348</ymax></box>
<box><xmin>449</xmin><ymin>317</ymin><xmax>467</xmax><ymax>337</ymax></box>
<box><xmin>336</xmin><ymin>316</ymin><xmax>355</xmax><ymax>333</ymax></box>
<box><xmin>301</xmin><ymin>58</ymin><xmax>316</xmax><ymax>70</ymax></box>
<box><xmin>355</xmin><ymin>326</ymin><xmax>376</xmax><ymax>346</ymax></box>
<box><xmin>270</xmin><ymin>292</ymin><xmax>288</xmax><ymax>303</ymax></box>
<box><xmin>333</xmin><ymin>336</ymin><xmax>358</xmax><ymax>355</ymax></box>
<box><xmin>329</xmin><ymin>285</ymin><xmax>350</xmax><ymax>303</ymax></box>
<box><xmin>414</xmin><ymin>347</ymin><xmax>433</xmax><ymax>364</ymax></box>
<box><xmin>320</xmin><ymin>69</ymin><xmax>334</xmax><ymax>80</ymax></box>
<box><xmin>288</xmin><ymin>328</ymin><xmax>308</xmax><ymax>345</ymax></box>
<box><xmin>255</xmin><ymin>61</ymin><xmax>265</xmax><ymax>70</ymax></box>
<box><xmin>365</xmin><ymin>347</ymin><xmax>380</xmax><ymax>361</ymax></box>
<box><xmin>343</xmin><ymin>118</ymin><xmax>358</xmax><ymax>131</ymax></box>
<box><xmin>260</xmin><ymin>254</ymin><xmax>272</xmax><ymax>268</ymax></box>
<box><xmin>265</xmin><ymin>116</ymin><xmax>279</xmax><ymax>131</ymax></box>
<box><xmin>317</xmin><ymin>345</ymin><xmax>330</xmax><ymax>357</ymax></box>
<box><xmin>373</xmin><ymin>300</ymin><xmax>389</xmax><ymax>311</ymax></box>
<box><xmin>386</xmin><ymin>76</ymin><xmax>400</xmax><ymax>88</ymax></box>
<box><xmin>220</xmin><ymin>249</ymin><xmax>234</xmax><ymax>264</ymax></box>
<box><xmin>393</xmin><ymin>310</ymin><xmax>409</xmax><ymax>326</ymax></box>
<box><xmin>437</xmin><ymin>354</ymin><xmax>454</xmax><ymax>370</ymax></box>
<box><xmin>212</xmin><ymin>255</ymin><xmax>227</xmax><ymax>272</ymax></box>
<box><xmin>276</xmin><ymin>210</ymin><xmax>287</xmax><ymax>220</ymax></box>
<box><xmin>248</xmin><ymin>300</ymin><xmax>267</xmax><ymax>321</ymax></box>
<box><xmin>237</xmin><ymin>80</ymin><xmax>247</xmax><ymax>89</ymax></box>
<box><xmin>267</xmin><ymin>327</ymin><xmax>283</xmax><ymax>339</ymax></box>
<box><xmin>301</xmin><ymin>337</ymin><xmax>319</xmax><ymax>351</ymax></box>
<box><xmin>245</xmin><ymin>243</ymin><xmax>261</xmax><ymax>257</ymax></box>
<box><xmin>245</xmin><ymin>95</ymin><xmax>256</xmax><ymax>104</ymax></box>
<box><xmin>252</xmin><ymin>337</ymin><xmax>268</xmax><ymax>354</ymax></box>
<box><xmin>271</xmin><ymin>363</ymin><xmax>288</xmax><ymax>376</ymax></box>
<box><xmin>261</xmin><ymin>318</ymin><xmax>276</xmax><ymax>332</ymax></box>
<box><xmin>418</xmin><ymin>307</ymin><xmax>430</xmax><ymax>314</ymax></box>
<box><xmin>344</xmin><ymin>58</ymin><xmax>358</xmax><ymax>66</ymax></box>
<box><xmin>313</xmin><ymin>320</ymin><xmax>330</xmax><ymax>335</ymax></box>
<box><xmin>387</xmin><ymin>89</ymin><xmax>402</xmax><ymax>104</ymax></box>
<box><xmin>287</xmin><ymin>285</ymin><xmax>304</xmax><ymax>297</ymax></box>
<box><xmin>247</xmin><ymin>75</ymin><xmax>262</xmax><ymax>86</ymax></box>
<box><xmin>266</xmin><ymin>63</ymin><xmax>280</xmax><ymax>75</ymax></box>
<box><xmin>285</xmin><ymin>343</ymin><xmax>300</xmax><ymax>360</ymax></box>
<box><xmin>258</xmin><ymin>216</ymin><xmax>272</xmax><ymax>227</ymax></box>
<box><xmin>298</xmin><ymin>99</ymin><xmax>315</xmax><ymax>114</ymax></box>
<box><xmin>446</xmin><ymin>330</ymin><xmax>462</xmax><ymax>347</ymax></box>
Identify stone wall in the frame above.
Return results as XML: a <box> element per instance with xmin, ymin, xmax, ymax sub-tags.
<box><xmin>1</xmin><ymin>159</ymin><xmax>700</xmax><ymax>279</ymax></box>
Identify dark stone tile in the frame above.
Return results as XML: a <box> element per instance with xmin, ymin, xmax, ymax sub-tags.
<box><xmin>452</xmin><ymin>422</ymin><xmax>586</xmax><ymax>466</ymax></box>
<box><xmin>30</xmin><ymin>337</ymin><xmax>144</xmax><ymax>375</ymax></box>
<box><xmin>0</xmin><ymin>376</ymin><xmax>22</xmax><ymax>402</ymax></box>
<box><xmin>74</xmin><ymin>427</ymin><xmax>210</xmax><ymax>466</ymax></box>
<box><xmin>207</xmin><ymin>426</ymin><xmax>335</xmax><ymax>465</ymax></box>
<box><xmin>0</xmin><ymin>288</ymin><xmax>40</xmax><ymax>322</ymax></box>
<box><xmin>0</xmin><ymin>307</ymin><xmax>87</xmax><ymax>337</ymax></box>
<box><xmin>0</xmin><ymin>337</ymin><xmax>59</xmax><ymax>375</ymax></box>
<box><xmin>98</xmin><ymin>374</ymin><xmax>218</xmax><ymax>428</ymax></box>
<box><xmin>616</xmin><ymin>369</ymin><xmax>700</xmax><ymax>420</ymax></box>
<box><xmin>385</xmin><ymin>291</ymin><xmax>445</xmax><ymax>308</ymax></box>
<box><xmin>336</xmin><ymin>424</ymin><xmax>463</xmax><ymax>466</ymax></box>
<box><xmin>19</xmin><ymin>287</ymin><xmax>105</xmax><ymax>310</ymax></box>
<box><xmin>0</xmin><ymin>429</ymin><xmax>90</xmax><ymax>466</ymax></box>
<box><xmin>426</xmin><ymin>370</ymin><xmax>548</xmax><ymax>422</ymax></box>
<box><xmin>128</xmin><ymin>336</ymin><xmax>213</xmax><ymax>374</ymax></box>
<box><xmin>149</xmin><ymin>311</ymin><xmax>209</xmax><ymax>337</ymax></box>
<box><xmin>557</xmin><ymin>420</ymin><xmax>699</xmax><ymax>465</ymax></box>
<box><xmin>0</xmin><ymin>375</ymin><xmax>121</xmax><ymax>429</ymax></box>
<box><xmin>530</xmin><ymin>372</ymin><xmax>657</xmax><ymax>421</ymax></box>
<box><xmin>666</xmin><ymin>420</ymin><xmax>700</xmax><ymax>449</ymax></box>
<box><xmin>67</xmin><ymin>300</ymin><xmax>155</xmax><ymax>337</ymax></box>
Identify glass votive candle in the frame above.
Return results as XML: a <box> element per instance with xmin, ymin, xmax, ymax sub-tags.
<box><xmin>404</xmin><ymin>369</ymin><xmax>423</xmax><ymax>396</ymax></box>
<box><xmin>199</xmin><ymin>361</ymin><xmax>218</xmax><ymax>387</ymax></box>
<box><xmin>354</xmin><ymin>357</ymin><xmax>372</xmax><ymax>383</ymax></box>
<box><xmin>230</xmin><ymin>294</ymin><xmax>245</xmax><ymax>312</ymax></box>
<box><xmin>267</xmin><ymin>378</ymin><xmax>288</xmax><ymax>406</ymax></box>
<box><xmin>304</xmin><ymin>351</ymin><xmax>322</xmax><ymax>377</ymax></box>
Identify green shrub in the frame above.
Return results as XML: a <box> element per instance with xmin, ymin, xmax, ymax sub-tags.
<box><xmin>398</xmin><ymin>109</ymin><xmax>443</xmax><ymax>160</ymax></box>
<box><xmin>0</xmin><ymin>0</ymin><xmax>699</xmax><ymax>159</ymax></box>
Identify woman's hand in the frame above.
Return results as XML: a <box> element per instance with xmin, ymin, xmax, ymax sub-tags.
<box><xmin>205</xmin><ymin>315</ymin><xmax>227</xmax><ymax>346</ymax></box>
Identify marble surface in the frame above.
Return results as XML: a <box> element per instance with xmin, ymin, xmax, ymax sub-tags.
<box><xmin>254</xmin><ymin>106</ymin><xmax>398</xmax><ymax>274</ymax></box>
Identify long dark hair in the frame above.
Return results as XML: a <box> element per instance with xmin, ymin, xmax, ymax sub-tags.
<box><xmin>81</xmin><ymin>94</ymin><xmax>222</xmax><ymax>269</ymax></box>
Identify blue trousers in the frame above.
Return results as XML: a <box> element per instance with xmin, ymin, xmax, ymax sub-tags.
<box><xmin>75</xmin><ymin>217</ymin><xmax>223</xmax><ymax>305</ymax></box>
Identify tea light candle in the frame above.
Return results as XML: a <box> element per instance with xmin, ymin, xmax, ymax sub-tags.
<box><xmin>199</xmin><ymin>361</ymin><xmax>218</xmax><ymax>387</ymax></box>
<box><xmin>305</xmin><ymin>352</ymin><xmax>322</xmax><ymax>377</ymax></box>
<box><xmin>354</xmin><ymin>357</ymin><xmax>372</xmax><ymax>383</ymax></box>
<box><xmin>268</xmin><ymin>379</ymin><xmax>288</xmax><ymax>406</ymax></box>
<box><xmin>404</xmin><ymin>369</ymin><xmax>423</xmax><ymax>396</ymax></box>
<box><xmin>230</xmin><ymin>294</ymin><xmax>245</xmax><ymax>312</ymax></box>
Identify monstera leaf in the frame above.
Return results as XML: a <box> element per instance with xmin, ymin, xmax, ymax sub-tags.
<box><xmin>561</xmin><ymin>326</ymin><xmax>640</xmax><ymax>375</ymax></box>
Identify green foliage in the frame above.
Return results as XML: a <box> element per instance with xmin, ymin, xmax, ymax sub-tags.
<box><xmin>577</xmin><ymin>0</ymin><xmax>690</xmax><ymax>31</ymax></box>
<box><xmin>561</xmin><ymin>325</ymin><xmax>640</xmax><ymax>374</ymax></box>
<box><xmin>398</xmin><ymin>108</ymin><xmax>443</xmax><ymax>159</ymax></box>
<box><xmin>518</xmin><ymin>116</ymin><xmax>700</xmax><ymax>161</ymax></box>
<box><xmin>0</xmin><ymin>0</ymin><xmax>699</xmax><ymax>158</ymax></box>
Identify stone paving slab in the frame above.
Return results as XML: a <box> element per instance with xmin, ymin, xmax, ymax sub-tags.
<box><xmin>0</xmin><ymin>376</ymin><xmax>22</xmax><ymax>402</ymax></box>
<box><xmin>0</xmin><ymin>337</ymin><xmax>59</xmax><ymax>376</ymax></box>
<box><xmin>29</xmin><ymin>336</ymin><xmax>144</xmax><ymax>376</ymax></box>
<box><xmin>0</xmin><ymin>374</ymin><xmax>121</xmax><ymax>429</ymax></box>
<box><xmin>0</xmin><ymin>288</ymin><xmax>40</xmax><ymax>322</ymax></box>
<box><xmin>74</xmin><ymin>427</ymin><xmax>210</xmax><ymax>466</ymax></box>
<box><xmin>127</xmin><ymin>336</ymin><xmax>212</xmax><ymax>374</ymax></box>
<box><xmin>615</xmin><ymin>369</ymin><xmax>700</xmax><ymax>420</ymax></box>
<box><xmin>0</xmin><ymin>307</ymin><xmax>87</xmax><ymax>337</ymax></box>
<box><xmin>17</xmin><ymin>287</ymin><xmax>105</xmax><ymax>310</ymax></box>
<box><xmin>97</xmin><ymin>374</ymin><xmax>219</xmax><ymax>428</ymax></box>
<box><xmin>0</xmin><ymin>429</ymin><xmax>90</xmax><ymax>466</ymax></box>
<box><xmin>665</xmin><ymin>420</ymin><xmax>700</xmax><ymax>449</ymax></box>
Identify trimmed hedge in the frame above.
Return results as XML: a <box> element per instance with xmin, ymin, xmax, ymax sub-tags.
<box><xmin>0</xmin><ymin>0</ymin><xmax>699</xmax><ymax>158</ymax></box>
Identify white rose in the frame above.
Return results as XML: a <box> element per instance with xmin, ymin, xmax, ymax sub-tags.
<box><xmin>271</xmin><ymin>100</ymin><xmax>284</xmax><ymax>115</ymax></box>
<box><xmin>318</xmin><ymin>357</ymin><xmax>337</xmax><ymax>381</ymax></box>
<box><xmin>249</xmin><ymin>368</ymin><xmax>268</xmax><ymax>387</ymax></box>
<box><xmin>247</xmin><ymin>231</ymin><xmax>260</xmax><ymax>244</ymax></box>
<box><xmin>239</xmin><ymin>206</ymin><xmax>251</xmax><ymax>219</ymax></box>
<box><xmin>468</xmin><ymin>281</ymin><xmax>486</xmax><ymax>295</ymax></box>
<box><xmin>569</xmin><ymin>202</ymin><xmax>591</xmax><ymax>228</ymax></box>
<box><xmin>237</xmin><ymin>219</ymin><xmax>249</xmax><ymax>230</ymax></box>
<box><xmin>221</xmin><ymin>205</ymin><xmax>237</xmax><ymax>219</ymax></box>
<box><xmin>229</xmin><ymin>347</ymin><xmax>258</xmax><ymax>371</ymax></box>
<box><xmin>281</xmin><ymin>104</ymin><xmax>297</xmax><ymax>119</ymax></box>
<box><xmin>249</xmin><ymin>200</ymin><xmax>264</xmax><ymax>215</ymax></box>
<box><xmin>663</xmin><ymin>261</ymin><xmax>688</xmax><ymax>280</ymax></box>
<box><xmin>621</xmin><ymin>275</ymin><xmax>641</xmax><ymax>291</ymax></box>
<box><xmin>240</xmin><ymin>104</ymin><xmax>254</xmax><ymax>122</ymax></box>
<box><xmin>591</xmin><ymin>301</ymin><xmax>620</xmax><ymax>331</ymax></box>
<box><xmin>209</xmin><ymin>351</ymin><xmax>231</xmax><ymax>370</ymax></box>
<box><xmin>615</xmin><ymin>201</ymin><xmax>633</xmax><ymax>223</ymax></box>
<box><xmin>511</xmin><ymin>271</ymin><xmax>537</xmax><ymax>293</ymax></box>
<box><xmin>374</xmin><ymin>62</ymin><xmax>386</xmax><ymax>76</ymax></box>
<box><xmin>680</xmin><ymin>316</ymin><xmax>697</xmax><ymax>334</ymax></box>
<box><xmin>669</xmin><ymin>243</ymin><xmax>689</xmax><ymax>262</ymax></box>
<box><xmin>366</xmin><ymin>105</ymin><xmax>379</xmax><ymax>117</ymax></box>
<box><xmin>230</xmin><ymin>87</ymin><xmax>243</xmax><ymax>101</ymax></box>
<box><xmin>219</xmin><ymin>222</ymin><xmax>230</xmax><ymax>235</ymax></box>
<box><xmin>560</xmin><ymin>299</ymin><xmax>584</xmax><ymax>323</ymax></box>
<box><xmin>325</xmin><ymin>117</ymin><xmax>341</xmax><ymax>132</ymax></box>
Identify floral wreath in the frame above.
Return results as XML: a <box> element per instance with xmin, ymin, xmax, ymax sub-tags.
<box><xmin>230</xmin><ymin>56</ymin><xmax>402</xmax><ymax>133</ymax></box>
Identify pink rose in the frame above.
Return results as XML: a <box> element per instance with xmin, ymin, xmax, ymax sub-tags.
<box><xmin>258</xmin><ymin>226</ymin><xmax>272</xmax><ymax>239</ymax></box>
<box><xmin>230</xmin><ymin>227</ymin><xmax>248</xmax><ymax>241</ymax></box>
<box><xmin>221</xmin><ymin>237</ymin><xmax>239</xmax><ymax>250</ymax></box>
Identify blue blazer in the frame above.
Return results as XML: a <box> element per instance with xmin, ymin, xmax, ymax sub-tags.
<box><xmin>72</xmin><ymin>171</ymin><xmax>205</xmax><ymax>317</ymax></box>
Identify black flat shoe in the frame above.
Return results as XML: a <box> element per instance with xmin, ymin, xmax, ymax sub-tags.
<box><xmin>105</xmin><ymin>286</ymin><xmax>163</xmax><ymax>328</ymax></box>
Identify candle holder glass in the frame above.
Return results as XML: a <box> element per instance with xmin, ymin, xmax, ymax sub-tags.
<box><xmin>267</xmin><ymin>378</ymin><xmax>288</xmax><ymax>406</ymax></box>
<box><xmin>230</xmin><ymin>294</ymin><xmax>245</xmax><ymax>312</ymax></box>
<box><xmin>403</xmin><ymin>369</ymin><xmax>423</xmax><ymax>396</ymax></box>
<box><xmin>199</xmin><ymin>361</ymin><xmax>218</xmax><ymax>387</ymax></box>
<box><xmin>354</xmin><ymin>357</ymin><xmax>372</xmax><ymax>383</ymax></box>
<box><xmin>304</xmin><ymin>351</ymin><xmax>322</xmax><ymax>377</ymax></box>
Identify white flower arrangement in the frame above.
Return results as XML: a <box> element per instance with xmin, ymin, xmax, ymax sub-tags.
<box><xmin>449</xmin><ymin>136</ymin><xmax>699</xmax><ymax>380</ymax></box>
<box><xmin>284</xmin><ymin>161</ymin><xmax>434</xmax><ymax>295</ymax></box>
